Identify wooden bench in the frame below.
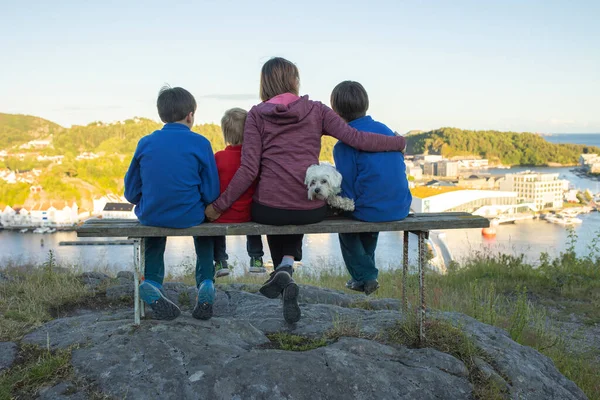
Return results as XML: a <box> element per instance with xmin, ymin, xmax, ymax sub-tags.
<box><xmin>77</xmin><ymin>212</ymin><xmax>489</xmax><ymax>340</ymax></box>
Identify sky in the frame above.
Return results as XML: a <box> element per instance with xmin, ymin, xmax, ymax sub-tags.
<box><xmin>1</xmin><ymin>0</ymin><xmax>599</xmax><ymax>133</ymax></box>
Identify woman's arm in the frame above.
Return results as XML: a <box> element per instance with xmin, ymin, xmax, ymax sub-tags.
<box><xmin>322</xmin><ymin>104</ymin><xmax>406</xmax><ymax>152</ymax></box>
<box><xmin>211</xmin><ymin>109</ymin><xmax>262</xmax><ymax>213</ymax></box>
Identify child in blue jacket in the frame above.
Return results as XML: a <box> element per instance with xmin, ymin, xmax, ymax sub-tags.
<box><xmin>124</xmin><ymin>86</ymin><xmax>220</xmax><ymax>320</ymax></box>
<box><xmin>331</xmin><ymin>81</ymin><xmax>412</xmax><ymax>295</ymax></box>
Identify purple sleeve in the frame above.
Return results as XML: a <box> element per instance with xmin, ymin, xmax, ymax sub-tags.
<box><xmin>321</xmin><ymin>104</ymin><xmax>406</xmax><ymax>152</ymax></box>
<box><xmin>212</xmin><ymin>109</ymin><xmax>262</xmax><ymax>213</ymax></box>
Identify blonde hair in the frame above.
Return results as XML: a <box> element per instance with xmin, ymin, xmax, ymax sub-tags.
<box><xmin>259</xmin><ymin>57</ymin><xmax>299</xmax><ymax>101</ymax></box>
<box><xmin>220</xmin><ymin>108</ymin><xmax>247</xmax><ymax>145</ymax></box>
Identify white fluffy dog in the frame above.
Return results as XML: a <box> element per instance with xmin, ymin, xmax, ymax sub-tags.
<box><xmin>304</xmin><ymin>163</ymin><xmax>355</xmax><ymax>212</ymax></box>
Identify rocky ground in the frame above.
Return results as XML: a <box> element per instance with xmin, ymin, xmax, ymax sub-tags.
<box><xmin>1</xmin><ymin>272</ymin><xmax>589</xmax><ymax>399</ymax></box>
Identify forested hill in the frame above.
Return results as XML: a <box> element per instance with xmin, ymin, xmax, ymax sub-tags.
<box><xmin>405</xmin><ymin>127</ymin><xmax>600</xmax><ymax>166</ymax></box>
<box><xmin>0</xmin><ymin>113</ymin><xmax>336</xmax><ymax>159</ymax></box>
<box><xmin>0</xmin><ymin>113</ymin><xmax>64</xmax><ymax>147</ymax></box>
<box><xmin>0</xmin><ymin>114</ymin><xmax>336</xmax><ymax>208</ymax></box>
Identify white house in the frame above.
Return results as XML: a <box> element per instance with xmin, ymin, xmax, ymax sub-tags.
<box><xmin>102</xmin><ymin>203</ymin><xmax>136</xmax><ymax>219</ymax></box>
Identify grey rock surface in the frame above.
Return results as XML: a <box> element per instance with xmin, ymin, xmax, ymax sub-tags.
<box><xmin>78</xmin><ymin>271</ymin><xmax>111</xmax><ymax>290</ymax></box>
<box><xmin>38</xmin><ymin>381</ymin><xmax>86</xmax><ymax>400</ymax></box>
<box><xmin>23</xmin><ymin>284</ymin><xmax>587</xmax><ymax>400</ymax></box>
<box><xmin>0</xmin><ymin>341</ymin><xmax>17</xmax><ymax>371</ymax></box>
<box><xmin>443</xmin><ymin>312</ymin><xmax>587</xmax><ymax>400</ymax></box>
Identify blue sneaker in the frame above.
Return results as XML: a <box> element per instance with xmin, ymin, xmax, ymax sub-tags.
<box><xmin>139</xmin><ymin>281</ymin><xmax>181</xmax><ymax>320</ymax></box>
<box><xmin>192</xmin><ymin>279</ymin><xmax>215</xmax><ymax>320</ymax></box>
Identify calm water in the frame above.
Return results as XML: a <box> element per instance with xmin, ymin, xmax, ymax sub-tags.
<box><xmin>1</xmin><ymin>134</ymin><xmax>599</xmax><ymax>275</ymax></box>
<box><xmin>544</xmin><ymin>133</ymin><xmax>600</xmax><ymax>148</ymax></box>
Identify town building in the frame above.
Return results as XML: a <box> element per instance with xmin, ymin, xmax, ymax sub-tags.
<box><xmin>408</xmin><ymin>166</ymin><xmax>423</xmax><ymax>180</ymax></box>
<box><xmin>101</xmin><ymin>203</ymin><xmax>136</xmax><ymax>219</ymax></box>
<box><xmin>414</xmin><ymin>154</ymin><xmax>443</xmax><ymax>163</ymax></box>
<box><xmin>410</xmin><ymin>189</ymin><xmax>523</xmax><ymax>216</ymax></box>
<box><xmin>499</xmin><ymin>171</ymin><xmax>567</xmax><ymax>210</ymax></box>
<box><xmin>423</xmin><ymin>161</ymin><xmax>459</xmax><ymax>177</ymax></box>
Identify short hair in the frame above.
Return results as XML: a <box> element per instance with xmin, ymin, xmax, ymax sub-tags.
<box><xmin>260</xmin><ymin>57</ymin><xmax>299</xmax><ymax>101</ymax></box>
<box><xmin>330</xmin><ymin>81</ymin><xmax>369</xmax><ymax>122</ymax></box>
<box><xmin>221</xmin><ymin>108</ymin><xmax>247</xmax><ymax>145</ymax></box>
<box><xmin>156</xmin><ymin>86</ymin><xmax>197</xmax><ymax>123</ymax></box>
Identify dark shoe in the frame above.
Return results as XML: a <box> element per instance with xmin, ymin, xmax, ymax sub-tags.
<box><xmin>346</xmin><ymin>278</ymin><xmax>365</xmax><ymax>292</ymax></box>
<box><xmin>249</xmin><ymin>257</ymin><xmax>267</xmax><ymax>274</ymax></box>
<box><xmin>259</xmin><ymin>266</ymin><xmax>293</xmax><ymax>299</ymax></box>
<box><xmin>363</xmin><ymin>280</ymin><xmax>380</xmax><ymax>296</ymax></box>
<box><xmin>283</xmin><ymin>281</ymin><xmax>301</xmax><ymax>323</ymax></box>
<box><xmin>214</xmin><ymin>261</ymin><xmax>230</xmax><ymax>278</ymax></box>
<box><xmin>139</xmin><ymin>281</ymin><xmax>181</xmax><ymax>320</ymax></box>
<box><xmin>192</xmin><ymin>279</ymin><xmax>215</xmax><ymax>320</ymax></box>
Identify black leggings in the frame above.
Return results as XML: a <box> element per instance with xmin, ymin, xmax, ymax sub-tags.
<box><xmin>251</xmin><ymin>202</ymin><xmax>327</xmax><ymax>267</ymax></box>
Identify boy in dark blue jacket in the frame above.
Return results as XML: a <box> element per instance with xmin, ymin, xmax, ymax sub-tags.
<box><xmin>124</xmin><ymin>86</ymin><xmax>220</xmax><ymax>320</ymax></box>
<box><xmin>331</xmin><ymin>81</ymin><xmax>412</xmax><ymax>295</ymax></box>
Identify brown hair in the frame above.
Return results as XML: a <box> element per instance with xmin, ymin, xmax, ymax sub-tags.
<box><xmin>330</xmin><ymin>80</ymin><xmax>369</xmax><ymax>122</ymax></box>
<box><xmin>221</xmin><ymin>108</ymin><xmax>247</xmax><ymax>145</ymax></box>
<box><xmin>156</xmin><ymin>86</ymin><xmax>196</xmax><ymax>123</ymax></box>
<box><xmin>259</xmin><ymin>57</ymin><xmax>299</xmax><ymax>101</ymax></box>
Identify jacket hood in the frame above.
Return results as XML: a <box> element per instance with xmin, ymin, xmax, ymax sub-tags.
<box><xmin>255</xmin><ymin>95</ymin><xmax>315</xmax><ymax>125</ymax></box>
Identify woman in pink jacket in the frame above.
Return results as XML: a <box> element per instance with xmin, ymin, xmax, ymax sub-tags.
<box><xmin>206</xmin><ymin>57</ymin><xmax>405</xmax><ymax>323</ymax></box>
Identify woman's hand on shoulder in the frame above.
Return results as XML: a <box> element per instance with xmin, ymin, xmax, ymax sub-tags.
<box><xmin>205</xmin><ymin>204</ymin><xmax>221</xmax><ymax>222</ymax></box>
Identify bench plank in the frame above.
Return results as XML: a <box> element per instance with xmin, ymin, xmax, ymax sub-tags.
<box><xmin>77</xmin><ymin>213</ymin><xmax>489</xmax><ymax>237</ymax></box>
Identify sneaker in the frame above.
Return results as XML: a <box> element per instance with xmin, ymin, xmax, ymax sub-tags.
<box><xmin>192</xmin><ymin>279</ymin><xmax>215</xmax><ymax>320</ymax></box>
<box><xmin>346</xmin><ymin>279</ymin><xmax>365</xmax><ymax>292</ymax></box>
<box><xmin>259</xmin><ymin>266</ymin><xmax>293</xmax><ymax>299</ymax></box>
<box><xmin>363</xmin><ymin>280</ymin><xmax>380</xmax><ymax>296</ymax></box>
<box><xmin>282</xmin><ymin>280</ymin><xmax>301</xmax><ymax>323</ymax></box>
<box><xmin>139</xmin><ymin>281</ymin><xmax>181</xmax><ymax>320</ymax></box>
<box><xmin>249</xmin><ymin>257</ymin><xmax>267</xmax><ymax>274</ymax></box>
<box><xmin>214</xmin><ymin>261</ymin><xmax>230</xmax><ymax>278</ymax></box>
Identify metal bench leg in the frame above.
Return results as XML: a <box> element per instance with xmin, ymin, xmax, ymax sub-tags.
<box><xmin>132</xmin><ymin>239</ymin><xmax>141</xmax><ymax>326</ymax></box>
<box><xmin>402</xmin><ymin>231</ymin><xmax>409</xmax><ymax>313</ymax></box>
<box><xmin>139</xmin><ymin>238</ymin><xmax>145</xmax><ymax>318</ymax></box>
<box><xmin>417</xmin><ymin>231</ymin><xmax>429</xmax><ymax>344</ymax></box>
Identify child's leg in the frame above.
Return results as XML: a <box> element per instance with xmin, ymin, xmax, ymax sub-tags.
<box><xmin>338</xmin><ymin>233</ymin><xmax>363</xmax><ymax>282</ymax></box>
<box><xmin>358</xmin><ymin>232</ymin><xmax>379</xmax><ymax>281</ymax></box>
<box><xmin>213</xmin><ymin>236</ymin><xmax>228</xmax><ymax>262</ymax></box>
<box><xmin>193</xmin><ymin>236</ymin><xmax>215</xmax><ymax>286</ymax></box>
<box><xmin>192</xmin><ymin>236</ymin><xmax>216</xmax><ymax>320</ymax></box>
<box><xmin>140</xmin><ymin>237</ymin><xmax>181</xmax><ymax>320</ymax></box>
<box><xmin>144</xmin><ymin>237</ymin><xmax>167</xmax><ymax>286</ymax></box>
<box><xmin>213</xmin><ymin>236</ymin><xmax>230</xmax><ymax>278</ymax></box>
<box><xmin>246</xmin><ymin>235</ymin><xmax>264</xmax><ymax>258</ymax></box>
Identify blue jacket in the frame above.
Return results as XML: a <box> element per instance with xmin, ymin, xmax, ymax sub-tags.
<box><xmin>124</xmin><ymin>123</ymin><xmax>220</xmax><ymax>228</ymax></box>
<box><xmin>333</xmin><ymin>116</ymin><xmax>412</xmax><ymax>222</ymax></box>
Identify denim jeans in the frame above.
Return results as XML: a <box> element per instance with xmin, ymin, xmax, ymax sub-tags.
<box><xmin>338</xmin><ymin>232</ymin><xmax>380</xmax><ymax>282</ymax></box>
<box><xmin>212</xmin><ymin>235</ymin><xmax>264</xmax><ymax>262</ymax></box>
<box><xmin>144</xmin><ymin>236</ymin><xmax>214</xmax><ymax>287</ymax></box>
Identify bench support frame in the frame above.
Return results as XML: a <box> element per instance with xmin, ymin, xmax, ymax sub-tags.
<box><xmin>129</xmin><ymin>230</ymin><xmax>430</xmax><ymax>343</ymax></box>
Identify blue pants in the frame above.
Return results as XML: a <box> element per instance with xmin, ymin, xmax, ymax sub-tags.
<box><xmin>144</xmin><ymin>237</ymin><xmax>214</xmax><ymax>287</ymax></box>
<box><xmin>338</xmin><ymin>232</ymin><xmax>380</xmax><ymax>282</ymax></box>
<box><xmin>213</xmin><ymin>235</ymin><xmax>264</xmax><ymax>262</ymax></box>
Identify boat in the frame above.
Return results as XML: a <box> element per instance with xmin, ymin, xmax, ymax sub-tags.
<box><xmin>481</xmin><ymin>227</ymin><xmax>497</xmax><ymax>238</ymax></box>
<box><xmin>544</xmin><ymin>214</ymin><xmax>583</xmax><ymax>226</ymax></box>
<box><xmin>32</xmin><ymin>227</ymin><xmax>53</xmax><ymax>234</ymax></box>
<box><xmin>19</xmin><ymin>228</ymin><xmax>28</xmax><ymax>233</ymax></box>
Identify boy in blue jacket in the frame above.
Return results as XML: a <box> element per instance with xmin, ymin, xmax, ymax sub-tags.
<box><xmin>331</xmin><ymin>81</ymin><xmax>412</xmax><ymax>295</ymax></box>
<box><xmin>124</xmin><ymin>86</ymin><xmax>220</xmax><ymax>320</ymax></box>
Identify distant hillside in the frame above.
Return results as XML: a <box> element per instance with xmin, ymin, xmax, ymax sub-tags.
<box><xmin>405</xmin><ymin>127</ymin><xmax>600</xmax><ymax>166</ymax></box>
<box><xmin>0</xmin><ymin>113</ymin><xmax>64</xmax><ymax>147</ymax></box>
<box><xmin>0</xmin><ymin>114</ymin><xmax>337</xmax><ymax>208</ymax></box>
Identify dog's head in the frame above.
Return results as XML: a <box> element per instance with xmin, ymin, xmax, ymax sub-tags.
<box><xmin>304</xmin><ymin>163</ymin><xmax>342</xmax><ymax>201</ymax></box>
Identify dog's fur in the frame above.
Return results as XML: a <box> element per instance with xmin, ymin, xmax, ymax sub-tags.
<box><xmin>304</xmin><ymin>163</ymin><xmax>355</xmax><ymax>212</ymax></box>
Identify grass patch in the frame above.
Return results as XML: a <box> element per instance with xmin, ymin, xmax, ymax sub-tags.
<box><xmin>265</xmin><ymin>332</ymin><xmax>328</xmax><ymax>351</ymax></box>
<box><xmin>0</xmin><ymin>344</ymin><xmax>72</xmax><ymax>400</ymax></box>
<box><xmin>387</xmin><ymin>315</ymin><xmax>507</xmax><ymax>400</ymax></box>
<box><xmin>0</xmin><ymin>263</ymin><xmax>93</xmax><ymax>341</ymax></box>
